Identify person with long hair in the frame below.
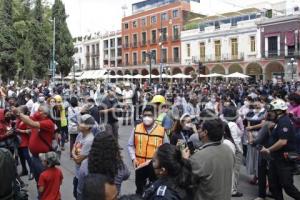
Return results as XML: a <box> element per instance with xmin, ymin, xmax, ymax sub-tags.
<box><xmin>170</xmin><ymin>114</ymin><xmax>197</xmax><ymax>146</ymax></box>
<box><xmin>77</xmin><ymin>133</ymin><xmax>130</xmax><ymax>199</ymax></box>
<box><xmin>143</xmin><ymin>143</ymin><xmax>194</xmax><ymax>200</ymax></box>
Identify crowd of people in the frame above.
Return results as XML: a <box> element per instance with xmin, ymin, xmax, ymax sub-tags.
<box><xmin>0</xmin><ymin>78</ymin><xmax>300</xmax><ymax>200</ymax></box>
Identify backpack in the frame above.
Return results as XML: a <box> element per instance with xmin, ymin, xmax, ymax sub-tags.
<box><xmin>0</xmin><ymin>148</ymin><xmax>15</xmax><ymax>199</ymax></box>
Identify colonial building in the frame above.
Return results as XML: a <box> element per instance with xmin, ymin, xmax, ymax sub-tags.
<box><xmin>116</xmin><ymin>0</ymin><xmax>202</xmax><ymax>77</ymax></box>
<box><xmin>180</xmin><ymin>0</ymin><xmax>300</xmax><ymax>81</ymax></box>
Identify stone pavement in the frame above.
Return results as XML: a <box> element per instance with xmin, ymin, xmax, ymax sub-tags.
<box><xmin>23</xmin><ymin>122</ymin><xmax>300</xmax><ymax>200</ymax></box>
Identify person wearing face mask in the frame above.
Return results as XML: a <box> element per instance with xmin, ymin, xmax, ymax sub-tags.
<box><xmin>12</xmin><ymin>105</ymin><xmax>55</xmax><ymax>183</ymax></box>
<box><xmin>170</xmin><ymin>114</ymin><xmax>197</xmax><ymax>146</ymax></box>
<box><xmin>25</xmin><ymin>93</ymin><xmax>34</xmax><ymax>112</ymax></box>
<box><xmin>205</xmin><ymin>95</ymin><xmax>219</xmax><ymax>114</ymax></box>
<box><xmin>31</xmin><ymin>93</ymin><xmax>46</xmax><ymax>116</ymax></box>
<box><xmin>128</xmin><ymin>105</ymin><xmax>169</xmax><ymax>195</ymax></box>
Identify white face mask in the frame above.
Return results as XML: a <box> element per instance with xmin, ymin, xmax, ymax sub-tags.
<box><xmin>183</xmin><ymin>123</ymin><xmax>193</xmax><ymax>130</ymax></box>
<box><xmin>143</xmin><ymin>116</ymin><xmax>154</xmax><ymax>126</ymax></box>
<box><xmin>38</xmin><ymin>96</ymin><xmax>45</xmax><ymax>103</ymax></box>
<box><xmin>244</xmin><ymin>101</ymin><xmax>249</xmax><ymax>106</ymax></box>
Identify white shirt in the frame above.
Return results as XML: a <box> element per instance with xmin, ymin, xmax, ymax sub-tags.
<box><xmin>228</xmin><ymin>121</ymin><xmax>243</xmax><ymax>153</ymax></box>
<box><xmin>26</xmin><ymin>99</ymin><xmax>34</xmax><ymax>112</ymax></box>
<box><xmin>31</xmin><ymin>102</ymin><xmax>41</xmax><ymax>116</ymax></box>
<box><xmin>122</xmin><ymin>90</ymin><xmax>133</xmax><ymax>104</ymax></box>
<box><xmin>223</xmin><ymin>139</ymin><xmax>236</xmax><ymax>154</ymax></box>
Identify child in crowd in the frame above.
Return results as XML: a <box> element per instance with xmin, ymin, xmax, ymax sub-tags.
<box><xmin>38</xmin><ymin>152</ymin><xmax>63</xmax><ymax>200</ymax></box>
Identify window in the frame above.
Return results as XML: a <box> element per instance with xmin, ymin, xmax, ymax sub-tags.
<box><xmin>250</xmin><ymin>36</ymin><xmax>256</xmax><ymax>52</ymax></box>
<box><xmin>215</xmin><ymin>21</ymin><xmax>220</xmax><ymax>30</ymax></box>
<box><xmin>151</xmin><ymin>16</ymin><xmax>157</xmax><ymax>24</ymax></box>
<box><xmin>268</xmin><ymin>36</ymin><xmax>278</xmax><ymax>57</ymax></box>
<box><xmin>133</xmin><ymin>52</ymin><xmax>137</xmax><ymax>65</ymax></box>
<box><xmin>133</xmin><ymin>34</ymin><xmax>138</xmax><ymax>47</ymax></box>
<box><xmin>231</xmin><ymin>38</ymin><xmax>238</xmax><ymax>59</ymax></box>
<box><xmin>124</xmin><ymin>23</ymin><xmax>129</xmax><ymax>29</ymax></box>
<box><xmin>199</xmin><ymin>24</ymin><xmax>206</xmax><ymax>32</ymax></box>
<box><xmin>79</xmin><ymin>47</ymin><xmax>82</xmax><ymax>53</ymax></box>
<box><xmin>96</xmin><ymin>57</ymin><xmax>99</xmax><ymax>68</ymax></box>
<box><xmin>161</xmin><ymin>49</ymin><xmax>167</xmax><ymax>63</ymax></box>
<box><xmin>142</xmin><ymin>32</ymin><xmax>147</xmax><ymax>46</ymax></box>
<box><xmin>173</xmin><ymin>25</ymin><xmax>179</xmax><ymax>40</ymax></box>
<box><xmin>110</xmin><ymin>39</ymin><xmax>115</xmax><ymax>48</ymax></box>
<box><xmin>96</xmin><ymin>44</ymin><xmax>99</xmax><ymax>54</ymax></box>
<box><xmin>161</xmin><ymin>27</ymin><xmax>167</xmax><ymax>41</ymax></box>
<box><xmin>151</xmin><ymin>50</ymin><xmax>156</xmax><ymax>64</ymax></box>
<box><xmin>86</xmin><ymin>46</ymin><xmax>90</xmax><ymax>53</ymax></box>
<box><xmin>215</xmin><ymin>40</ymin><xmax>221</xmax><ymax>61</ymax></box>
<box><xmin>132</xmin><ymin>20</ymin><xmax>138</xmax><ymax>28</ymax></box>
<box><xmin>142</xmin><ymin>51</ymin><xmax>147</xmax><ymax>64</ymax></box>
<box><xmin>173</xmin><ymin>9</ymin><xmax>179</xmax><ymax>18</ymax></box>
<box><xmin>117</xmin><ymin>38</ymin><xmax>122</xmax><ymax>46</ymax></box>
<box><xmin>200</xmin><ymin>42</ymin><xmax>205</xmax><ymax>61</ymax></box>
<box><xmin>104</xmin><ymin>40</ymin><xmax>108</xmax><ymax>49</ymax></box>
<box><xmin>79</xmin><ymin>59</ymin><xmax>81</xmax><ymax>69</ymax></box>
<box><xmin>151</xmin><ymin>30</ymin><xmax>157</xmax><ymax>44</ymax></box>
<box><xmin>124</xmin><ymin>36</ymin><xmax>129</xmax><ymax>48</ymax></box>
<box><xmin>161</xmin><ymin>13</ymin><xmax>168</xmax><ymax>21</ymax></box>
<box><xmin>125</xmin><ymin>54</ymin><xmax>129</xmax><ymax>65</ymax></box>
<box><xmin>92</xmin><ymin>44</ymin><xmax>95</xmax><ymax>54</ymax></box>
<box><xmin>173</xmin><ymin>47</ymin><xmax>179</xmax><ymax>62</ymax></box>
<box><xmin>141</xmin><ymin>18</ymin><xmax>146</xmax><ymax>26</ymax></box>
<box><xmin>186</xmin><ymin>44</ymin><xmax>191</xmax><ymax>57</ymax></box>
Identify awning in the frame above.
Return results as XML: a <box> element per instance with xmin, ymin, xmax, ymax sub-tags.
<box><xmin>172</xmin><ymin>73</ymin><xmax>192</xmax><ymax>79</ymax></box>
<box><xmin>80</xmin><ymin>70</ymin><xmax>107</xmax><ymax>79</ymax></box>
<box><xmin>224</xmin><ymin>72</ymin><xmax>250</xmax><ymax>78</ymax></box>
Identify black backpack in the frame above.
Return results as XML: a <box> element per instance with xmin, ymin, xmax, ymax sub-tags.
<box><xmin>0</xmin><ymin>148</ymin><xmax>15</xmax><ymax>200</ymax></box>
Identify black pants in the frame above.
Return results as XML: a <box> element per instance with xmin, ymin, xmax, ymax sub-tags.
<box><xmin>268</xmin><ymin>158</ymin><xmax>300</xmax><ymax>200</ymax></box>
<box><xmin>135</xmin><ymin>162</ymin><xmax>157</xmax><ymax>195</ymax></box>
<box><xmin>258</xmin><ymin>154</ymin><xmax>268</xmax><ymax>198</ymax></box>
<box><xmin>73</xmin><ymin>177</ymin><xmax>78</xmax><ymax>199</ymax></box>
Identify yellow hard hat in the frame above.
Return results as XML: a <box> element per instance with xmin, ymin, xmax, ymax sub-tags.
<box><xmin>54</xmin><ymin>95</ymin><xmax>62</xmax><ymax>102</ymax></box>
<box><xmin>151</xmin><ymin>95</ymin><xmax>166</xmax><ymax>104</ymax></box>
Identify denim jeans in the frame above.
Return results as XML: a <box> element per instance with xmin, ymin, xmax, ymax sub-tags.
<box><xmin>18</xmin><ymin>147</ymin><xmax>32</xmax><ymax>174</ymax></box>
<box><xmin>30</xmin><ymin>155</ymin><xmax>45</xmax><ymax>182</ymax></box>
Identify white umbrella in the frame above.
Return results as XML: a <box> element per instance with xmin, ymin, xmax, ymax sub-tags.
<box><xmin>224</xmin><ymin>72</ymin><xmax>250</xmax><ymax>78</ymax></box>
<box><xmin>172</xmin><ymin>73</ymin><xmax>192</xmax><ymax>78</ymax></box>
<box><xmin>206</xmin><ymin>73</ymin><xmax>224</xmax><ymax>77</ymax></box>
<box><xmin>123</xmin><ymin>74</ymin><xmax>133</xmax><ymax>79</ymax></box>
<box><xmin>199</xmin><ymin>74</ymin><xmax>209</xmax><ymax>78</ymax></box>
<box><xmin>143</xmin><ymin>74</ymin><xmax>159</xmax><ymax>79</ymax></box>
<box><xmin>133</xmin><ymin>74</ymin><xmax>144</xmax><ymax>79</ymax></box>
<box><xmin>161</xmin><ymin>74</ymin><xmax>172</xmax><ymax>79</ymax></box>
<box><xmin>108</xmin><ymin>74</ymin><xmax>122</xmax><ymax>79</ymax></box>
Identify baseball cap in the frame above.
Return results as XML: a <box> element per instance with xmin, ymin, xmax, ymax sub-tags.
<box><xmin>39</xmin><ymin>151</ymin><xmax>60</xmax><ymax>167</ymax></box>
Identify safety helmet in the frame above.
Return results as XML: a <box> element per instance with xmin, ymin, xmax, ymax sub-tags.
<box><xmin>269</xmin><ymin>99</ymin><xmax>288</xmax><ymax>111</ymax></box>
<box><xmin>54</xmin><ymin>95</ymin><xmax>62</xmax><ymax>103</ymax></box>
<box><xmin>151</xmin><ymin>95</ymin><xmax>166</xmax><ymax>104</ymax></box>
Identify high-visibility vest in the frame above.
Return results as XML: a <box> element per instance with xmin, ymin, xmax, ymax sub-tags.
<box><xmin>134</xmin><ymin>123</ymin><xmax>165</xmax><ymax>166</ymax></box>
<box><xmin>156</xmin><ymin>113</ymin><xmax>166</xmax><ymax>125</ymax></box>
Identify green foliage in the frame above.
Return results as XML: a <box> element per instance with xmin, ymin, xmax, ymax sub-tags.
<box><xmin>52</xmin><ymin>0</ymin><xmax>74</xmax><ymax>77</ymax></box>
<box><xmin>184</xmin><ymin>21</ymin><xmax>199</xmax><ymax>31</ymax></box>
<box><xmin>0</xmin><ymin>0</ymin><xmax>74</xmax><ymax>82</ymax></box>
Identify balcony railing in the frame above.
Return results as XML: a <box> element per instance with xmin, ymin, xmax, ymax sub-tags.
<box><xmin>150</xmin><ymin>39</ymin><xmax>157</xmax><ymax>44</ymax></box>
<box><xmin>173</xmin><ymin>34</ymin><xmax>180</xmax><ymax>41</ymax></box>
<box><xmin>85</xmin><ymin>52</ymin><xmax>90</xmax><ymax>57</ymax></box>
<box><xmin>262</xmin><ymin>50</ymin><xmax>300</xmax><ymax>59</ymax></box>
<box><xmin>119</xmin><ymin>57</ymin><xmax>181</xmax><ymax>67</ymax></box>
<box><xmin>191</xmin><ymin>53</ymin><xmax>245</xmax><ymax>63</ymax></box>
<box><xmin>140</xmin><ymin>40</ymin><xmax>147</xmax><ymax>47</ymax></box>
<box><xmin>123</xmin><ymin>43</ymin><xmax>129</xmax><ymax>49</ymax></box>
<box><xmin>132</xmin><ymin>42</ymin><xmax>138</xmax><ymax>48</ymax></box>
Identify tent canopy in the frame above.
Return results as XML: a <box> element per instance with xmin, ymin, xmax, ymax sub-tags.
<box><xmin>224</xmin><ymin>72</ymin><xmax>250</xmax><ymax>78</ymax></box>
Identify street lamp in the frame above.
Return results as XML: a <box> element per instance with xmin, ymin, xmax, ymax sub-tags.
<box><xmin>146</xmin><ymin>52</ymin><xmax>153</xmax><ymax>85</ymax></box>
<box><xmin>288</xmin><ymin>58</ymin><xmax>298</xmax><ymax>80</ymax></box>
<box><xmin>49</xmin><ymin>18</ymin><xmax>56</xmax><ymax>84</ymax></box>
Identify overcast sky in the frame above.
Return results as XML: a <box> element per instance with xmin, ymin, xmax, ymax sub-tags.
<box><xmin>52</xmin><ymin>0</ymin><xmax>286</xmax><ymax>37</ymax></box>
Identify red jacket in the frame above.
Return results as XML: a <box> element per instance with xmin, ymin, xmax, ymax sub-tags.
<box><xmin>0</xmin><ymin>109</ymin><xmax>11</xmax><ymax>141</ymax></box>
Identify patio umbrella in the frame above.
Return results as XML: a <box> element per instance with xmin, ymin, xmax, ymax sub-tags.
<box><xmin>224</xmin><ymin>72</ymin><xmax>250</xmax><ymax>78</ymax></box>
<box><xmin>206</xmin><ymin>73</ymin><xmax>224</xmax><ymax>77</ymax></box>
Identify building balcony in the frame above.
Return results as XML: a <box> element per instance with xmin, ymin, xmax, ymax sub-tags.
<box><xmin>104</xmin><ymin>55</ymin><xmax>109</xmax><ymax>60</ymax></box>
<box><xmin>285</xmin><ymin>50</ymin><xmax>300</xmax><ymax>59</ymax></box>
<box><xmin>132</xmin><ymin>42</ymin><xmax>138</xmax><ymax>48</ymax></box>
<box><xmin>123</xmin><ymin>43</ymin><xmax>129</xmax><ymax>49</ymax></box>
<box><xmin>150</xmin><ymin>39</ymin><xmax>157</xmax><ymax>45</ymax></box>
<box><xmin>92</xmin><ymin>52</ymin><xmax>100</xmax><ymax>57</ymax></box>
<box><xmin>190</xmin><ymin>53</ymin><xmax>244</xmax><ymax>63</ymax></box>
<box><xmin>85</xmin><ymin>52</ymin><xmax>90</xmax><ymax>57</ymax></box>
<box><xmin>140</xmin><ymin>41</ymin><xmax>147</xmax><ymax>47</ymax></box>
<box><xmin>103</xmin><ymin>46</ymin><xmax>109</xmax><ymax>50</ymax></box>
<box><xmin>172</xmin><ymin>35</ymin><xmax>180</xmax><ymax>41</ymax></box>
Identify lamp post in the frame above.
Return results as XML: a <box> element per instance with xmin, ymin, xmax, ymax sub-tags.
<box><xmin>288</xmin><ymin>58</ymin><xmax>298</xmax><ymax>81</ymax></box>
<box><xmin>51</xmin><ymin>17</ymin><xmax>56</xmax><ymax>84</ymax></box>
<box><xmin>146</xmin><ymin>52</ymin><xmax>153</xmax><ymax>85</ymax></box>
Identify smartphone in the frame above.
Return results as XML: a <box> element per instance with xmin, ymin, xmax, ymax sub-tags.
<box><xmin>187</xmin><ymin>141</ymin><xmax>195</xmax><ymax>153</ymax></box>
<box><xmin>177</xmin><ymin>139</ymin><xmax>186</xmax><ymax>150</ymax></box>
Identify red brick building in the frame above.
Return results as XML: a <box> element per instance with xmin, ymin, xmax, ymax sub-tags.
<box><xmin>120</xmin><ymin>0</ymin><xmax>202</xmax><ymax>76</ymax></box>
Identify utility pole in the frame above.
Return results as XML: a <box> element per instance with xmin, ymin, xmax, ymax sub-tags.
<box><xmin>52</xmin><ymin>17</ymin><xmax>56</xmax><ymax>84</ymax></box>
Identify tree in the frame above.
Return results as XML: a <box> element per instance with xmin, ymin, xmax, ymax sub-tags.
<box><xmin>52</xmin><ymin>0</ymin><xmax>74</xmax><ymax>77</ymax></box>
<box><xmin>34</xmin><ymin>0</ymin><xmax>43</xmax><ymax>23</ymax></box>
<box><xmin>0</xmin><ymin>0</ymin><xmax>17</xmax><ymax>81</ymax></box>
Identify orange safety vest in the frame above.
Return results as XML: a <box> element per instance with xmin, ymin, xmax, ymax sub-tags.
<box><xmin>134</xmin><ymin>123</ymin><xmax>165</xmax><ymax>166</ymax></box>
